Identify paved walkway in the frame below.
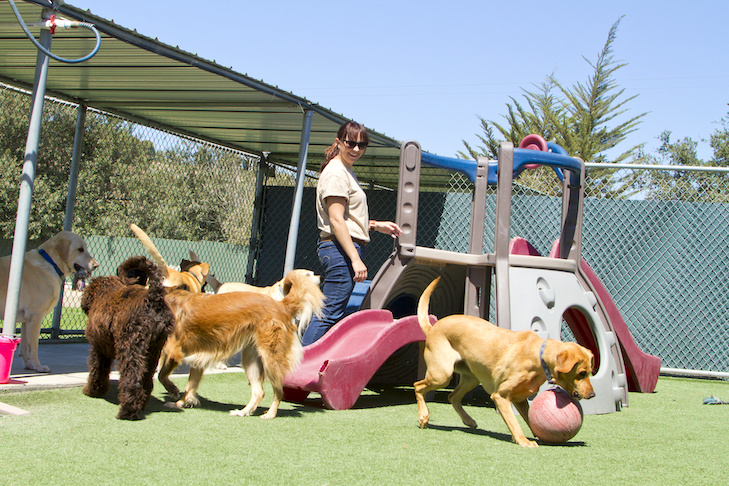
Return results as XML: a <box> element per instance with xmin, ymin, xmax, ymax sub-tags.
<box><xmin>1</xmin><ymin>341</ymin><xmax>241</xmax><ymax>393</ymax></box>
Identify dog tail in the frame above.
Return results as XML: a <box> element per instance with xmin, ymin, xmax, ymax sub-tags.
<box><xmin>281</xmin><ymin>271</ymin><xmax>325</xmax><ymax>330</ymax></box>
<box><xmin>129</xmin><ymin>224</ymin><xmax>168</xmax><ymax>274</ymax></box>
<box><xmin>417</xmin><ymin>277</ymin><xmax>440</xmax><ymax>334</ymax></box>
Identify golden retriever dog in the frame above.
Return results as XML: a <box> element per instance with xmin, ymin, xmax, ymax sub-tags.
<box><xmin>158</xmin><ymin>270</ymin><xmax>324</xmax><ymax>419</ymax></box>
<box><xmin>129</xmin><ymin>224</ymin><xmax>209</xmax><ymax>293</ymax></box>
<box><xmin>0</xmin><ymin>231</ymin><xmax>98</xmax><ymax>372</ymax></box>
<box><xmin>415</xmin><ymin>277</ymin><xmax>595</xmax><ymax>447</ymax></box>
<box><xmin>215</xmin><ymin>269</ymin><xmax>321</xmax><ymax>339</ymax></box>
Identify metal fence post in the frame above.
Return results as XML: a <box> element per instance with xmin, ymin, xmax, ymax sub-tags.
<box><xmin>245</xmin><ymin>152</ymin><xmax>268</xmax><ymax>284</ymax></box>
<box><xmin>284</xmin><ymin>109</ymin><xmax>313</xmax><ymax>275</ymax></box>
<box><xmin>2</xmin><ymin>28</ymin><xmax>52</xmax><ymax>337</ymax></box>
<box><xmin>51</xmin><ymin>103</ymin><xmax>86</xmax><ymax>339</ymax></box>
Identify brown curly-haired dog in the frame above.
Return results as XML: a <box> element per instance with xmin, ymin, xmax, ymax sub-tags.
<box><xmin>81</xmin><ymin>256</ymin><xmax>174</xmax><ymax>420</ymax></box>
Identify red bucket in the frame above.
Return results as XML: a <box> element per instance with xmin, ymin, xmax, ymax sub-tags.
<box><xmin>0</xmin><ymin>336</ymin><xmax>20</xmax><ymax>384</ymax></box>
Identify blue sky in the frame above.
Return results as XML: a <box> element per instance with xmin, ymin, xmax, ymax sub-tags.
<box><xmin>69</xmin><ymin>1</ymin><xmax>728</xmax><ymax>162</ymax></box>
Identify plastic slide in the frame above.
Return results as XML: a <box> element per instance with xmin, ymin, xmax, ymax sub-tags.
<box><xmin>282</xmin><ymin>309</ymin><xmax>433</xmax><ymax>410</ymax></box>
<box><xmin>568</xmin><ymin>258</ymin><xmax>661</xmax><ymax>393</ymax></box>
<box><xmin>542</xmin><ymin>238</ymin><xmax>661</xmax><ymax>393</ymax></box>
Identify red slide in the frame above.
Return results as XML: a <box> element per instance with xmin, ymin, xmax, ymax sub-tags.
<box><xmin>283</xmin><ymin>309</ymin><xmax>433</xmax><ymax>410</ymax></box>
<box><xmin>510</xmin><ymin>237</ymin><xmax>660</xmax><ymax>393</ymax></box>
<box><xmin>569</xmin><ymin>258</ymin><xmax>661</xmax><ymax>393</ymax></box>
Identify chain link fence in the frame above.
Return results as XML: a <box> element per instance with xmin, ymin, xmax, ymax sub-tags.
<box><xmin>2</xmin><ymin>83</ymin><xmax>728</xmax><ymax>374</ymax></box>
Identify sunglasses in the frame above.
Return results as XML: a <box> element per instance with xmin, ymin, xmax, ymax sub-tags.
<box><xmin>342</xmin><ymin>140</ymin><xmax>368</xmax><ymax>150</ymax></box>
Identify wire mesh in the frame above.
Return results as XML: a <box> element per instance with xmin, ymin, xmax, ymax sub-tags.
<box><xmin>2</xmin><ymin>83</ymin><xmax>728</xmax><ymax>374</ymax></box>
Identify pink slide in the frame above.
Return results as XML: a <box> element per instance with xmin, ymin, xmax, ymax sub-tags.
<box><xmin>568</xmin><ymin>258</ymin><xmax>661</xmax><ymax>393</ymax></box>
<box><xmin>510</xmin><ymin>237</ymin><xmax>660</xmax><ymax>392</ymax></box>
<box><xmin>283</xmin><ymin>309</ymin><xmax>433</xmax><ymax>410</ymax></box>
<box><xmin>519</xmin><ymin>237</ymin><xmax>660</xmax><ymax>393</ymax></box>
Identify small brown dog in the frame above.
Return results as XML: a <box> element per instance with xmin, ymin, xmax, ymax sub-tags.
<box><xmin>158</xmin><ymin>270</ymin><xmax>324</xmax><ymax>419</ymax></box>
<box><xmin>129</xmin><ymin>224</ymin><xmax>209</xmax><ymax>293</ymax></box>
<box><xmin>415</xmin><ymin>277</ymin><xmax>595</xmax><ymax>447</ymax></box>
<box><xmin>82</xmin><ymin>256</ymin><xmax>174</xmax><ymax>420</ymax></box>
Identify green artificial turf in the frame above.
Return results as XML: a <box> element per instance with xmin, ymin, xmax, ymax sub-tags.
<box><xmin>2</xmin><ymin>375</ymin><xmax>728</xmax><ymax>485</ymax></box>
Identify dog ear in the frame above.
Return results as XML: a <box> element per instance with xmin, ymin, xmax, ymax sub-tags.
<box><xmin>124</xmin><ymin>269</ymin><xmax>148</xmax><ymax>286</ymax></box>
<box><xmin>554</xmin><ymin>348</ymin><xmax>581</xmax><ymax>376</ymax></box>
<box><xmin>50</xmin><ymin>233</ymin><xmax>73</xmax><ymax>261</ymax></box>
<box><xmin>282</xmin><ymin>272</ymin><xmax>295</xmax><ymax>295</ymax></box>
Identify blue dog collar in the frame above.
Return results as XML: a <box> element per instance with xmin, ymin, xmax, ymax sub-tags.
<box><xmin>540</xmin><ymin>341</ymin><xmax>555</xmax><ymax>384</ymax></box>
<box><xmin>38</xmin><ymin>249</ymin><xmax>64</xmax><ymax>278</ymax></box>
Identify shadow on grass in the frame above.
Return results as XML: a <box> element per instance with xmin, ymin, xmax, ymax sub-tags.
<box><xmin>96</xmin><ymin>375</ymin><xmax>329</xmax><ymax>418</ymax></box>
<box><xmin>425</xmin><ymin>422</ymin><xmax>586</xmax><ymax>447</ymax></box>
<box><xmin>350</xmin><ymin>386</ymin><xmax>496</xmax><ymax>410</ymax></box>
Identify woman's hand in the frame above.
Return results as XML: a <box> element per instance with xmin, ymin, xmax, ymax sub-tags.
<box><xmin>352</xmin><ymin>259</ymin><xmax>368</xmax><ymax>283</ymax></box>
<box><xmin>371</xmin><ymin>220</ymin><xmax>402</xmax><ymax>238</ymax></box>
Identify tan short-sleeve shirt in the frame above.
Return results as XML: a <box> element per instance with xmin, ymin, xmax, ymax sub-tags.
<box><xmin>316</xmin><ymin>159</ymin><xmax>370</xmax><ymax>243</ymax></box>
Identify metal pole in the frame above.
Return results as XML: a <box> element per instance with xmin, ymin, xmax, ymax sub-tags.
<box><xmin>245</xmin><ymin>153</ymin><xmax>269</xmax><ymax>284</ymax></box>
<box><xmin>50</xmin><ymin>103</ymin><xmax>86</xmax><ymax>338</ymax></box>
<box><xmin>283</xmin><ymin>109</ymin><xmax>313</xmax><ymax>275</ymax></box>
<box><xmin>2</xmin><ymin>27</ymin><xmax>52</xmax><ymax>336</ymax></box>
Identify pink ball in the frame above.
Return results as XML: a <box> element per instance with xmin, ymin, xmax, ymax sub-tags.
<box><xmin>528</xmin><ymin>388</ymin><xmax>584</xmax><ymax>443</ymax></box>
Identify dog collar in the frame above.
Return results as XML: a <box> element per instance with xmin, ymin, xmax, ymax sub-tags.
<box><xmin>38</xmin><ymin>249</ymin><xmax>64</xmax><ymax>278</ymax></box>
<box><xmin>540</xmin><ymin>341</ymin><xmax>555</xmax><ymax>384</ymax></box>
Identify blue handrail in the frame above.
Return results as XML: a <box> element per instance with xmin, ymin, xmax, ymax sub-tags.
<box><xmin>420</xmin><ymin>143</ymin><xmax>578</xmax><ymax>185</ymax></box>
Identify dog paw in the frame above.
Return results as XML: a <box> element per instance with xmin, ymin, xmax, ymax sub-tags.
<box><xmin>177</xmin><ymin>396</ymin><xmax>199</xmax><ymax>408</ymax></box>
<box><xmin>516</xmin><ymin>438</ymin><xmax>539</xmax><ymax>448</ymax></box>
<box><xmin>229</xmin><ymin>408</ymin><xmax>252</xmax><ymax>417</ymax></box>
<box><xmin>164</xmin><ymin>401</ymin><xmax>183</xmax><ymax>410</ymax></box>
<box><xmin>83</xmin><ymin>387</ymin><xmax>107</xmax><ymax>398</ymax></box>
<box><xmin>25</xmin><ymin>362</ymin><xmax>51</xmax><ymax>373</ymax></box>
<box><xmin>116</xmin><ymin>411</ymin><xmax>141</xmax><ymax>421</ymax></box>
<box><xmin>463</xmin><ymin>418</ymin><xmax>478</xmax><ymax>429</ymax></box>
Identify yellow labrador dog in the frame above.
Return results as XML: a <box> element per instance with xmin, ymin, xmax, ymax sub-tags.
<box><xmin>129</xmin><ymin>224</ymin><xmax>209</xmax><ymax>293</ymax></box>
<box><xmin>215</xmin><ymin>269</ymin><xmax>321</xmax><ymax>339</ymax></box>
<box><xmin>0</xmin><ymin>231</ymin><xmax>98</xmax><ymax>372</ymax></box>
<box><xmin>415</xmin><ymin>277</ymin><xmax>595</xmax><ymax>447</ymax></box>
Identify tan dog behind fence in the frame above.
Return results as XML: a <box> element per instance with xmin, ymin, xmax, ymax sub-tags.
<box><xmin>414</xmin><ymin>277</ymin><xmax>595</xmax><ymax>447</ymax></box>
<box><xmin>129</xmin><ymin>224</ymin><xmax>209</xmax><ymax>293</ymax></box>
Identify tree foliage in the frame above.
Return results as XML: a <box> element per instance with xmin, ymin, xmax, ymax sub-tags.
<box><xmin>636</xmin><ymin>112</ymin><xmax>729</xmax><ymax>202</ymax></box>
<box><xmin>0</xmin><ymin>86</ymin><xmax>257</xmax><ymax>244</ymax></box>
<box><xmin>460</xmin><ymin>17</ymin><xmax>646</xmax><ymax>198</ymax></box>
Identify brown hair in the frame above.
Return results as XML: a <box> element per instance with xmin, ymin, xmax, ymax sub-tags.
<box><xmin>321</xmin><ymin>121</ymin><xmax>370</xmax><ymax>171</ymax></box>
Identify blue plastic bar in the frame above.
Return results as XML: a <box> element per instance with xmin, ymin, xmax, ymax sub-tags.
<box><xmin>420</xmin><ymin>151</ymin><xmax>478</xmax><ymax>182</ymax></box>
<box><xmin>420</xmin><ymin>144</ymin><xmax>579</xmax><ymax>185</ymax></box>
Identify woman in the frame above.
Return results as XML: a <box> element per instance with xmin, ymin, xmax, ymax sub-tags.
<box><xmin>301</xmin><ymin>121</ymin><xmax>401</xmax><ymax>346</ymax></box>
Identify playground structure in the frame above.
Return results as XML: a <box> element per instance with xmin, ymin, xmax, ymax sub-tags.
<box><xmin>283</xmin><ymin>137</ymin><xmax>661</xmax><ymax>414</ymax></box>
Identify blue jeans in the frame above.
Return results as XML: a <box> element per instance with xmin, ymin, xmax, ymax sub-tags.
<box><xmin>301</xmin><ymin>239</ymin><xmax>366</xmax><ymax>346</ymax></box>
